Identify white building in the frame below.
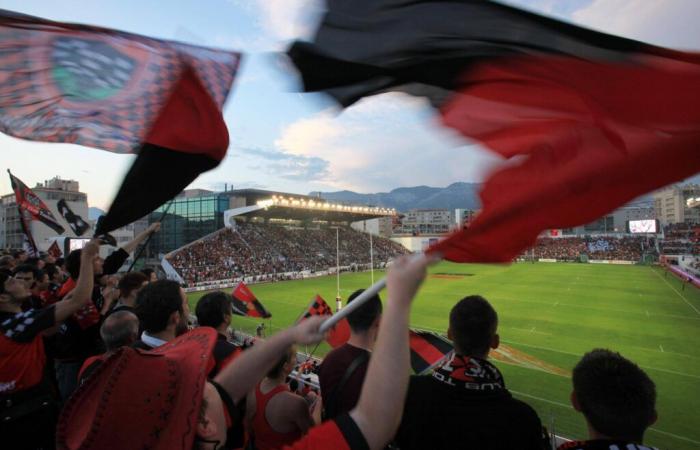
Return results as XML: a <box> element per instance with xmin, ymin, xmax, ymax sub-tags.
<box><xmin>351</xmin><ymin>216</ymin><xmax>394</xmax><ymax>237</ymax></box>
<box><xmin>399</xmin><ymin>209</ymin><xmax>454</xmax><ymax>234</ymax></box>
<box><xmin>653</xmin><ymin>184</ymin><xmax>700</xmax><ymax>226</ymax></box>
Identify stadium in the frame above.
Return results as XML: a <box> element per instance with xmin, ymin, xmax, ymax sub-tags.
<box><xmin>150</xmin><ymin>188</ymin><xmax>700</xmax><ymax>450</ymax></box>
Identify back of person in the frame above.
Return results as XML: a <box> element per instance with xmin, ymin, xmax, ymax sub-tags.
<box><xmin>250</xmin><ymin>383</ymin><xmax>303</xmax><ymax>450</ymax></box>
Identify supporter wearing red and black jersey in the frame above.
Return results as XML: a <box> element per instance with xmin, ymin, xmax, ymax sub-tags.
<box><xmin>557</xmin><ymin>349</ymin><xmax>659</xmax><ymax>450</ymax></box>
<box><xmin>319</xmin><ymin>289</ymin><xmax>382</xmax><ymax>420</ymax></box>
<box><xmin>1</xmin><ymin>239</ymin><xmax>98</xmax><ymax>450</ymax></box>
<box><xmin>54</xmin><ymin>223</ymin><xmax>161</xmax><ymax>400</ymax></box>
<box><xmin>395</xmin><ymin>296</ymin><xmax>548</xmax><ymax>450</ymax></box>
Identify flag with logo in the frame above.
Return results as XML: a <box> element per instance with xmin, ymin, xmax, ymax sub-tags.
<box><xmin>297</xmin><ymin>294</ymin><xmax>351</xmax><ymax>348</ymax></box>
<box><xmin>288</xmin><ymin>0</ymin><xmax>700</xmax><ymax>263</ymax></box>
<box><xmin>409</xmin><ymin>329</ymin><xmax>454</xmax><ymax>374</ymax></box>
<box><xmin>47</xmin><ymin>241</ymin><xmax>63</xmax><ymax>258</ymax></box>
<box><xmin>231</xmin><ymin>282</ymin><xmax>271</xmax><ymax>319</ymax></box>
<box><xmin>8</xmin><ymin>171</ymin><xmax>64</xmax><ymax>256</ymax></box>
<box><xmin>0</xmin><ymin>9</ymin><xmax>241</xmax><ymax>235</ymax></box>
<box><xmin>57</xmin><ymin>199</ymin><xmax>90</xmax><ymax>236</ymax></box>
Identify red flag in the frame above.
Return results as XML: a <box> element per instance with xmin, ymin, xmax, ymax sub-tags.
<box><xmin>47</xmin><ymin>241</ymin><xmax>63</xmax><ymax>258</ymax></box>
<box><xmin>298</xmin><ymin>295</ymin><xmax>350</xmax><ymax>348</ymax></box>
<box><xmin>288</xmin><ymin>0</ymin><xmax>700</xmax><ymax>263</ymax></box>
<box><xmin>230</xmin><ymin>282</ymin><xmax>271</xmax><ymax>318</ymax></box>
<box><xmin>9</xmin><ymin>171</ymin><xmax>65</xmax><ymax>234</ymax></box>
<box><xmin>409</xmin><ymin>329</ymin><xmax>453</xmax><ymax>374</ymax></box>
<box><xmin>0</xmin><ymin>10</ymin><xmax>241</xmax><ymax>235</ymax></box>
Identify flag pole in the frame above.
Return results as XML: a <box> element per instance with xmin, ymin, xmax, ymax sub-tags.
<box><xmin>335</xmin><ymin>227</ymin><xmax>341</xmax><ymax>311</ymax></box>
<box><xmin>320</xmin><ymin>252</ymin><xmax>432</xmax><ymax>334</ymax></box>
<box><xmin>370</xmin><ymin>231</ymin><xmax>374</xmax><ymax>284</ymax></box>
<box><xmin>126</xmin><ymin>199</ymin><xmax>173</xmax><ymax>272</ymax></box>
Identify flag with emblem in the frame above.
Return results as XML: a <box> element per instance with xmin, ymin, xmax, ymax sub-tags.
<box><xmin>409</xmin><ymin>329</ymin><xmax>454</xmax><ymax>374</ymax></box>
<box><xmin>297</xmin><ymin>294</ymin><xmax>351</xmax><ymax>348</ymax></box>
<box><xmin>0</xmin><ymin>10</ymin><xmax>241</xmax><ymax>235</ymax></box>
<box><xmin>230</xmin><ymin>282</ymin><xmax>271</xmax><ymax>319</ymax></box>
<box><xmin>57</xmin><ymin>199</ymin><xmax>90</xmax><ymax>236</ymax></box>
<box><xmin>288</xmin><ymin>0</ymin><xmax>700</xmax><ymax>263</ymax></box>
<box><xmin>47</xmin><ymin>241</ymin><xmax>63</xmax><ymax>258</ymax></box>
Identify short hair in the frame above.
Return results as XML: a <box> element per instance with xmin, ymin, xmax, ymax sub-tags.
<box><xmin>195</xmin><ymin>291</ymin><xmax>232</xmax><ymax>328</ymax></box>
<box><xmin>65</xmin><ymin>249</ymin><xmax>82</xmax><ymax>280</ymax></box>
<box><xmin>12</xmin><ymin>264</ymin><xmax>41</xmax><ymax>280</ymax></box>
<box><xmin>267</xmin><ymin>347</ymin><xmax>296</xmax><ymax>379</ymax></box>
<box><xmin>141</xmin><ymin>268</ymin><xmax>155</xmax><ymax>279</ymax></box>
<box><xmin>100</xmin><ymin>310</ymin><xmax>139</xmax><ymax>352</ymax></box>
<box><xmin>44</xmin><ymin>263</ymin><xmax>60</xmax><ymax>281</ymax></box>
<box><xmin>0</xmin><ymin>271</ymin><xmax>10</xmax><ymax>295</ymax></box>
<box><xmin>12</xmin><ymin>250</ymin><xmax>26</xmax><ymax>259</ymax></box>
<box><xmin>449</xmin><ymin>295</ymin><xmax>498</xmax><ymax>356</ymax></box>
<box><xmin>118</xmin><ymin>272</ymin><xmax>149</xmax><ymax>299</ymax></box>
<box><xmin>0</xmin><ymin>255</ymin><xmax>15</xmax><ymax>268</ymax></box>
<box><xmin>346</xmin><ymin>289</ymin><xmax>382</xmax><ymax>333</ymax></box>
<box><xmin>135</xmin><ymin>280</ymin><xmax>184</xmax><ymax>334</ymax></box>
<box><xmin>573</xmin><ymin>349</ymin><xmax>656</xmax><ymax>440</ymax></box>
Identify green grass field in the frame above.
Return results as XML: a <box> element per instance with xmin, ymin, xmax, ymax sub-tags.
<box><xmin>187</xmin><ymin>262</ymin><xmax>700</xmax><ymax>450</ymax></box>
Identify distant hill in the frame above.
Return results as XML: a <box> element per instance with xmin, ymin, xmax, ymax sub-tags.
<box><xmin>310</xmin><ymin>182</ymin><xmax>481</xmax><ymax>212</ymax></box>
<box><xmin>88</xmin><ymin>207</ymin><xmax>105</xmax><ymax>220</ymax></box>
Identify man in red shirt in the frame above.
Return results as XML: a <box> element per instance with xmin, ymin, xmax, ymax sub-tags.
<box><xmin>1</xmin><ymin>239</ymin><xmax>100</xmax><ymax>449</ymax></box>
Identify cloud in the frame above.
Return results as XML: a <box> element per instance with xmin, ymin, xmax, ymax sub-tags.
<box><xmin>273</xmin><ymin>94</ymin><xmax>503</xmax><ymax>192</ymax></box>
<box><xmin>572</xmin><ymin>0</ymin><xmax>700</xmax><ymax>49</ymax></box>
<box><xmin>252</xmin><ymin>0</ymin><xmax>322</xmax><ymax>41</ymax></box>
<box><xmin>236</xmin><ymin>146</ymin><xmax>330</xmax><ymax>181</ymax></box>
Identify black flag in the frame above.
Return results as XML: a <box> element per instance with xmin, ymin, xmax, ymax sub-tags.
<box><xmin>57</xmin><ymin>199</ymin><xmax>90</xmax><ymax>236</ymax></box>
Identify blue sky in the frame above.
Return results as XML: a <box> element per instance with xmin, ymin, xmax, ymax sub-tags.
<box><xmin>2</xmin><ymin>0</ymin><xmax>699</xmax><ymax>209</ymax></box>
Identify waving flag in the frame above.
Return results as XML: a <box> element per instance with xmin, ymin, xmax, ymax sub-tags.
<box><xmin>231</xmin><ymin>282</ymin><xmax>271</xmax><ymax>319</ymax></box>
<box><xmin>409</xmin><ymin>329</ymin><xmax>453</xmax><ymax>374</ymax></box>
<box><xmin>57</xmin><ymin>199</ymin><xmax>90</xmax><ymax>236</ymax></box>
<box><xmin>288</xmin><ymin>0</ymin><xmax>700</xmax><ymax>262</ymax></box>
<box><xmin>0</xmin><ymin>10</ymin><xmax>241</xmax><ymax>235</ymax></box>
<box><xmin>297</xmin><ymin>294</ymin><xmax>351</xmax><ymax>348</ymax></box>
<box><xmin>8</xmin><ymin>171</ymin><xmax>66</xmax><ymax>257</ymax></box>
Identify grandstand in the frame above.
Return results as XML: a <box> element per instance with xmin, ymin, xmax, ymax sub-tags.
<box><xmin>165</xmin><ymin>190</ymin><xmax>407</xmax><ymax>287</ymax></box>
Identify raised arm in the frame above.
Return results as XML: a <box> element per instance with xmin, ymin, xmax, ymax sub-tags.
<box><xmin>214</xmin><ymin>316</ymin><xmax>325</xmax><ymax>403</ymax></box>
<box><xmin>349</xmin><ymin>254</ymin><xmax>433</xmax><ymax>450</ymax></box>
<box><xmin>54</xmin><ymin>238</ymin><xmax>100</xmax><ymax>323</ymax></box>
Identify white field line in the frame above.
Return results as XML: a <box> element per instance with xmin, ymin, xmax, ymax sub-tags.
<box><xmin>509</xmin><ymin>390</ymin><xmax>700</xmax><ymax>445</ymax></box>
<box><xmin>659</xmin><ymin>344</ymin><xmax>665</xmax><ymax>353</ymax></box>
<box><xmin>651</xmin><ymin>268</ymin><xmax>700</xmax><ymax>316</ymax></box>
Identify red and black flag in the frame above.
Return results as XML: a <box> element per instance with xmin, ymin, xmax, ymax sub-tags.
<box><xmin>288</xmin><ymin>0</ymin><xmax>700</xmax><ymax>262</ymax></box>
<box><xmin>0</xmin><ymin>10</ymin><xmax>241</xmax><ymax>235</ymax></box>
<box><xmin>8</xmin><ymin>172</ymin><xmax>65</xmax><ymax>256</ymax></box>
<box><xmin>297</xmin><ymin>294</ymin><xmax>351</xmax><ymax>348</ymax></box>
<box><xmin>47</xmin><ymin>241</ymin><xmax>63</xmax><ymax>258</ymax></box>
<box><xmin>57</xmin><ymin>199</ymin><xmax>90</xmax><ymax>236</ymax></box>
<box><xmin>230</xmin><ymin>282</ymin><xmax>271</xmax><ymax>319</ymax></box>
<box><xmin>409</xmin><ymin>329</ymin><xmax>453</xmax><ymax>374</ymax></box>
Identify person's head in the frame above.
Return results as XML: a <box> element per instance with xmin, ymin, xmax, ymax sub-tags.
<box><xmin>0</xmin><ymin>271</ymin><xmax>30</xmax><ymax>308</ymax></box>
<box><xmin>12</xmin><ymin>264</ymin><xmax>40</xmax><ymax>290</ymax></box>
<box><xmin>66</xmin><ymin>249</ymin><xmax>104</xmax><ymax>281</ymax></box>
<box><xmin>117</xmin><ymin>272</ymin><xmax>149</xmax><ymax>303</ymax></box>
<box><xmin>448</xmin><ymin>295</ymin><xmax>499</xmax><ymax>358</ymax></box>
<box><xmin>141</xmin><ymin>268</ymin><xmax>157</xmax><ymax>283</ymax></box>
<box><xmin>44</xmin><ymin>263</ymin><xmax>64</xmax><ymax>284</ymax></box>
<box><xmin>0</xmin><ymin>255</ymin><xmax>15</xmax><ymax>271</ymax></box>
<box><xmin>571</xmin><ymin>349</ymin><xmax>657</xmax><ymax>442</ymax></box>
<box><xmin>266</xmin><ymin>346</ymin><xmax>297</xmax><ymax>381</ymax></box>
<box><xmin>13</xmin><ymin>250</ymin><xmax>27</xmax><ymax>262</ymax></box>
<box><xmin>195</xmin><ymin>291</ymin><xmax>232</xmax><ymax>331</ymax></box>
<box><xmin>100</xmin><ymin>310</ymin><xmax>140</xmax><ymax>352</ymax></box>
<box><xmin>346</xmin><ymin>289</ymin><xmax>382</xmax><ymax>337</ymax></box>
<box><xmin>136</xmin><ymin>280</ymin><xmax>190</xmax><ymax>337</ymax></box>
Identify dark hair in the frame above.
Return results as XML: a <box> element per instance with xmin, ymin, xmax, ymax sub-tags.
<box><xmin>12</xmin><ymin>250</ymin><xmax>26</xmax><ymax>259</ymax></box>
<box><xmin>195</xmin><ymin>291</ymin><xmax>232</xmax><ymax>328</ymax></box>
<box><xmin>44</xmin><ymin>263</ymin><xmax>60</xmax><ymax>281</ymax></box>
<box><xmin>0</xmin><ymin>271</ymin><xmax>10</xmax><ymax>295</ymax></box>
<box><xmin>118</xmin><ymin>272</ymin><xmax>149</xmax><ymax>299</ymax></box>
<box><xmin>449</xmin><ymin>295</ymin><xmax>498</xmax><ymax>357</ymax></box>
<box><xmin>12</xmin><ymin>264</ymin><xmax>41</xmax><ymax>280</ymax></box>
<box><xmin>267</xmin><ymin>347</ymin><xmax>295</xmax><ymax>379</ymax></box>
<box><xmin>25</xmin><ymin>257</ymin><xmax>40</xmax><ymax>267</ymax></box>
<box><xmin>346</xmin><ymin>289</ymin><xmax>382</xmax><ymax>333</ymax></box>
<box><xmin>141</xmin><ymin>268</ymin><xmax>155</xmax><ymax>279</ymax></box>
<box><xmin>55</xmin><ymin>257</ymin><xmax>65</xmax><ymax>268</ymax></box>
<box><xmin>573</xmin><ymin>349</ymin><xmax>656</xmax><ymax>441</ymax></box>
<box><xmin>135</xmin><ymin>280</ymin><xmax>184</xmax><ymax>334</ymax></box>
<box><xmin>66</xmin><ymin>249</ymin><xmax>82</xmax><ymax>280</ymax></box>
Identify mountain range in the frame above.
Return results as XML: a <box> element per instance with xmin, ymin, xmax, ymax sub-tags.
<box><xmin>310</xmin><ymin>182</ymin><xmax>481</xmax><ymax>212</ymax></box>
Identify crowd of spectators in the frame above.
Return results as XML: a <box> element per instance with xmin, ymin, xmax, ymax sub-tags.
<box><xmin>167</xmin><ymin>222</ymin><xmax>409</xmax><ymax>286</ymax></box>
<box><xmin>531</xmin><ymin>236</ymin><xmax>646</xmax><ymax>261</ymax></box>
<box><xmin>661</xmin><ymin>223</ymin><xmax>700</xmax><ymax>256</ymax></box>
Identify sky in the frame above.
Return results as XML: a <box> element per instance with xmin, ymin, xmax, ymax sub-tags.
<box><xmin>1</xmin><ymin>0</ymin><xmax>699</xmax><ymax>210</ymax></box>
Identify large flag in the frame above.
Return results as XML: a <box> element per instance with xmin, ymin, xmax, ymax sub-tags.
<box><xmin>9</xmin><ymin>171</ymin><xmax>65</xmax><ymax>255</ymax></box>
<box><xmin>230</xmin><ymin>282</ymin><xmax>272</xmax><ymax>319</ymax></box>
<box><xmin>409</xmin><ymin>329</ymin><xmax>453</xmax><ymax>374</ymax></box>
<box><xmin>298</xmin><ymin>294</ymin><xmax>351</xmax><ymax>348</ymax></box>
<box><xmin>288</xmin><ymin>0</ymin><xmax>700</xmax><ymax>262</ymax></box>
<box><xmin>57</xmin><ymin>199</ymin><xmax>90</xmax><ymax>236</ymax></box>
<box><xmin>0</xmin><ymin>10</ymin><xmax>241</xmax><ymax>235</ymax></box>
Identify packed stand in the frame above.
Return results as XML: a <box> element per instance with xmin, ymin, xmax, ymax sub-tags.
<box><xmin>167</xmin><ymin>222</ymin><xmax>409</xmax><ymax>286</ymax></box>
<box><xmin>531</xmin><ymin>236</ymin><xmax>645</xmax><ymax>261</ymax></box>
<box><xmin>661</xmin><ymin>223</ymin><xmax>700</xmax><ymax>255</ymax></box>
<box><xmin>1</xmin><ymin>240</ymin><xmax>664</xmax><ymax>450</ymax></box>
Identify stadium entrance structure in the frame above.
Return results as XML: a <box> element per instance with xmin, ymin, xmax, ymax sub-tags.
<box><xmin>163</xmin><ymin>190</ymin><xmax>407</xmax><ymax>290</ymax></box>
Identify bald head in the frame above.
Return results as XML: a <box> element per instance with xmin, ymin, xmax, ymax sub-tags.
<box><xmin>101</xmin><ymin>311</ymin><xmax>139</xmax><ymax>352</ymax></box>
